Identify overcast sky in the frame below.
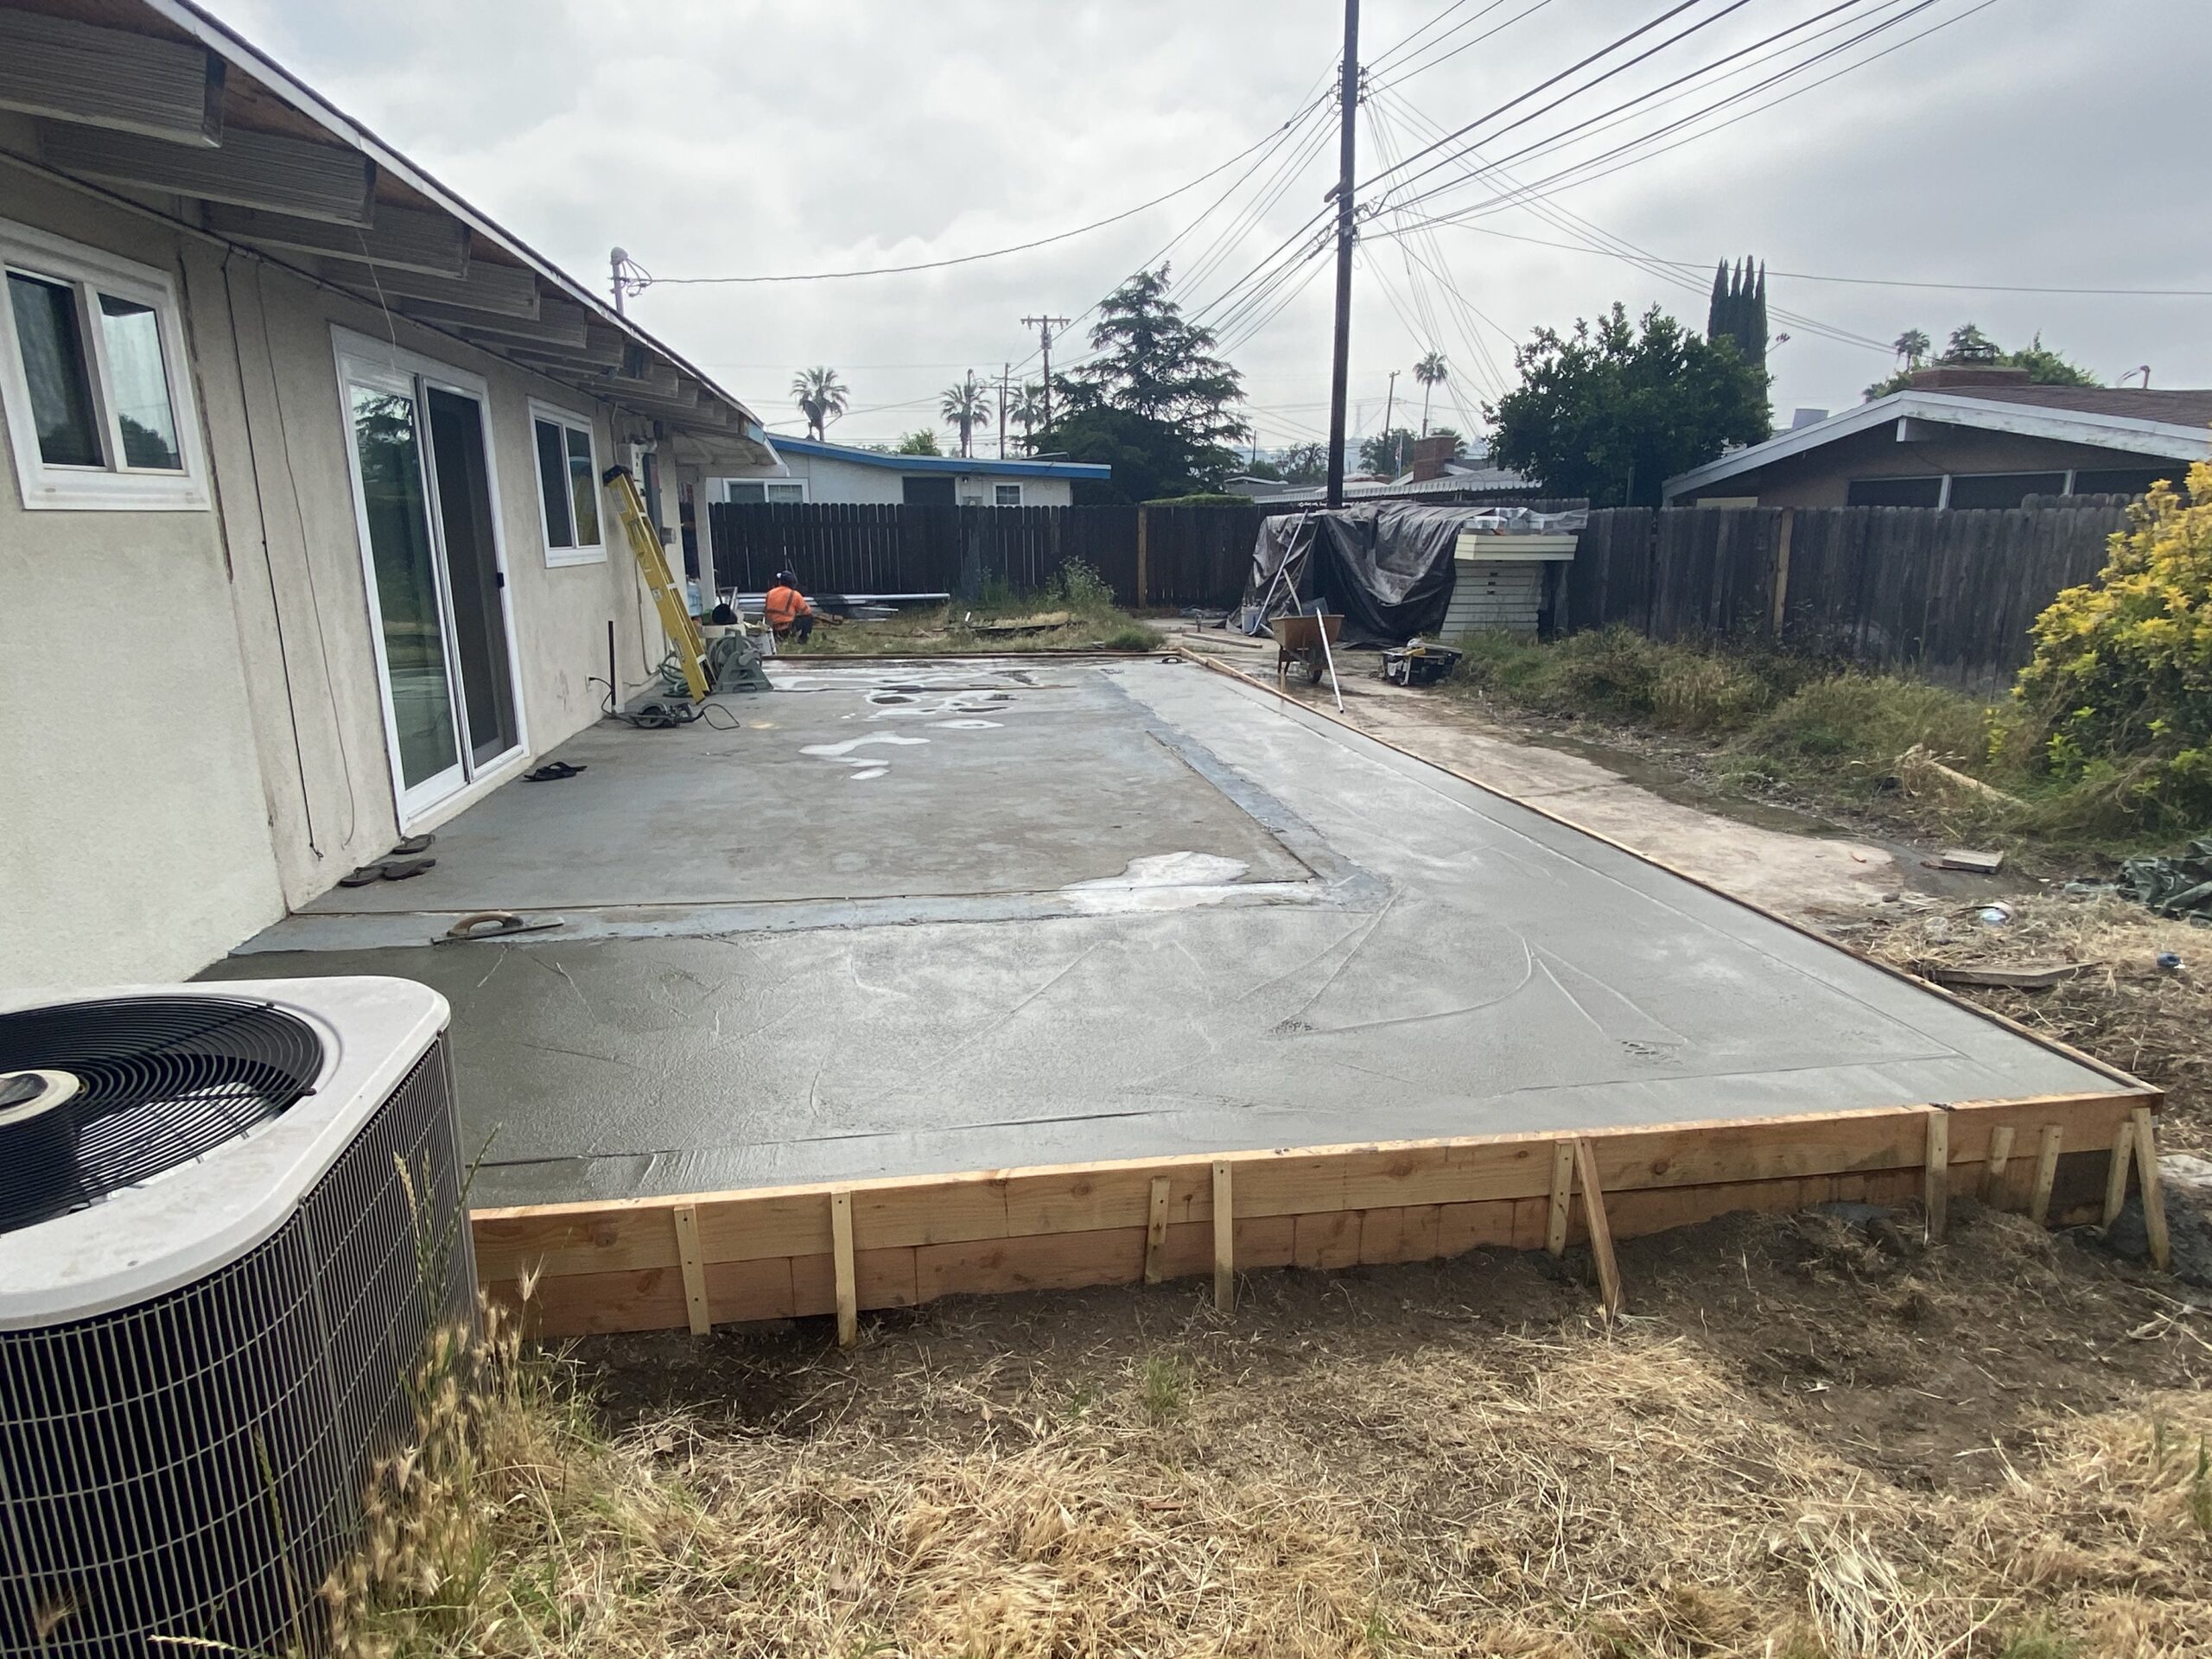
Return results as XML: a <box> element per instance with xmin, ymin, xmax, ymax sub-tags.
<box><xmin>209</xmin><ymin>0</ymin><xmax>2212</xmax><ymax>456</ymax></box>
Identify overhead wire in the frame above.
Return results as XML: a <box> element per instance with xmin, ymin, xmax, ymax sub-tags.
<box><xmin>1370</xmin><ymin>0</ymin><xmax>1559</xmax><ymax>92</ymax></box>
<box><xmin>1376</xmin><ymin>0</ymin><xmax>1967</xmax><ymax>230</ymax></box>
<box><xmin>648</xmin><ymin>110</ymin><xmax>1328</xmax><ymax>285</ymax></box>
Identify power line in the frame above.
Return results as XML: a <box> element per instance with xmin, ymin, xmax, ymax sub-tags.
<box><xmin>645</xmin><ymin>110</ymin><xmax>1323</xmax><ymax>286</ymax></box>
<box><xmin>1356</xmin><ymin>0</ymin><xmax>1714</xmax><ymax>195</ymax></box>
<box><xmin>1376</xmin><ymin>0</ymin><xmax>1933</xmax><ymax>225</ymax></box>
<box><xmin>1369</xmin><ymin>0</ymin><xmax>1506</xmax><ymax>74</ymax></box>
<box><xmin>1370</xmin><ymin>0</ymin><xmax>1559</xmax><ymax>92</ymax></box>
<box><xmin>1371</xmin><ymin>211</ymin><xmax>2212</xmax><ymax>300</ymax></box>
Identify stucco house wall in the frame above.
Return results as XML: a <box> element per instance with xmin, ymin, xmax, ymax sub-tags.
<box><xmin>726</xmin><ymin>448</ymin><xmax>1077</xmax><ymax>506</ymax></box>
<box><xmin>0</xmin><ymin>164</ymin><xmax>674</xmax><ymax>988</ymax></box>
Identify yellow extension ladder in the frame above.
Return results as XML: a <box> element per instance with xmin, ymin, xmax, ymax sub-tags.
<box><xmin>602</xmin><ymin>464</ymin><xmax>709</xmax><ymax>702</ymax></box>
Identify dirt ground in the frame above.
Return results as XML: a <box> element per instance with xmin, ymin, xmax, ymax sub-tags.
<box><xmin>438</xmin><ymin>1205</ymin><xmax>2211</xmax><ymax>1659</ymax></box>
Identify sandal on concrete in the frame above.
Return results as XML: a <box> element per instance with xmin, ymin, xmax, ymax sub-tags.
<box><xmin>377</xmin><ymin>857</ymin><xmax>435</xmax><ymax>880</ymax></box>
<box><xmin>524</xmin><ymin>761</ymin><xmax>586</xmax><ymax>781</ymax></box>
<box><xmin>338</xmin><ymin>865</ymin><xmax>385</xmax><ymax>887</ymax></box>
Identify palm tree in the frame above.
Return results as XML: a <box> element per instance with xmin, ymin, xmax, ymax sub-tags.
<box><xmin>791</xmin><ymin>366</ymin><xmax>849</xmax><ymax>441</ymax></box>
<box><xmin>941</xmin><ymin>372</ymin><xmax>990</xmax><ymax>459</ymax></box>
<box><xmin>1007</xmin><ymin>383</ymin><xmax>1048</xmax><ymax>454</ymax></box>
<box><xmin>1413</xmin><ymin>351</ymin><xmax>1447</xmax><ymax>436</ymax></box>
<box><xmin>1891</xmin><ymin>330</ymin><xmax>1930</xmax><ymax>370</ymax></box>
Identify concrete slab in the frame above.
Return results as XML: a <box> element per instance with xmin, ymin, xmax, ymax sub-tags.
<box><xmin>207</xmin><ymin>660</ymin><xmax>2118</xmax><ymax>1209</ymax></box>
<box><xmin>285</xmin><ymin>663</ymin><xmax>1306</xmax><ymax>918</ymax></box>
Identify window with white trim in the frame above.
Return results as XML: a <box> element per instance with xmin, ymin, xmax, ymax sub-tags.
<box><xmin>723</xmin><ymin>478</ymin><xmax>807</xmax><ymax>504</ymax></box>
<box><xmin>0</xmin><ymin>219</ymin><xmax>206</xmax><ymax>511</ymax></box>
<box><xmin>994</xmin><ymin>482</ymin><xmax>1022</xmax><ymax>506</ymax></box>
<box><xmin>529</xmin><ymin>402</ymin><xmax>604</xmax><ymax>565</ymax></box>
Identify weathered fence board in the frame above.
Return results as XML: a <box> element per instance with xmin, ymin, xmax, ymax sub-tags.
<box><xmin>705</xmin><ymin>502</ymin><xmax>1256</xmax><ymax>609</ymax></box>
<box><xmin>1568</xmin><ymin>503</ymin><xmax>2126</xmax><ymax>690</ymax></box>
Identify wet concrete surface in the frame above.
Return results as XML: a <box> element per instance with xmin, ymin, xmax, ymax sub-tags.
<box><xmin>207</xmin><ymin>659</ymin><xmax>2114</xmax><ymax>1207</ymax></box>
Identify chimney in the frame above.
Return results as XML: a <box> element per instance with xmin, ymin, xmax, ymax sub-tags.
<box><xmin>1410</xmin><ymin>433</ymin><xmax>1458</xmax><ymax>482</ymax></box>
<box><xmin>1905</xmin><ymin>365</ymin><xmax>2032</xmax><ymax>391</ymax></box>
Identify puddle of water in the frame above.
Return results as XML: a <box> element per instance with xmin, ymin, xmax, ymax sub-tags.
<box><xmin>801</xmin><ymin>734</ymin><xmax>931</xmax><ymax>759</ymax></box>
<box><xmin>1059</xmin><ymin>852</ymin><xmax>1269</xmax><ymax>916</ymax></box>
<box><xmin>850</xmin><ymin>766</ymin><xmax>888</xmax><ymax>781</ymax></box>
<box><xmin>1066</xmin><ymin>851</ymin><xmax>1252</xmax><ymax>890</ymax></box>
<box><xmin>931</xmin><ymin>719</ymin><xmax>1002</xmax><ymax>730</ymax></box>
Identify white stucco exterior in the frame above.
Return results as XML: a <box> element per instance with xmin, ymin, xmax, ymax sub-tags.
<box><xmin>0</xmin><ymin>162</ymin><xmax>696</xmax><ymax>988</ymax></box>
<box><xmin>727</xmin><ymin>447</ymin><xmax>1078</xmax><ymax>507</ymax></box>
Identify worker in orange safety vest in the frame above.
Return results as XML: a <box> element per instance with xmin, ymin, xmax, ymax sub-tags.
<box><xmin>764</xmin><ymin>570</ymin><xmax>836</xmax><ymax>643</ymax></box>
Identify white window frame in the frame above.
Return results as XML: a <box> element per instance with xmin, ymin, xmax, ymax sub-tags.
<box><xmin>721</xmin><ymin>476</ymin><xmax>807</xmax><ymax>505</ymax></box>
<box><xmin>993</xmin><ymin>481</ymin><xmax>1023</xmax><ymax>506</ymax></box>
<box><xmin>527</xmin><ymin>397</ymin><xmax>607</xmax><ymax>567</ymax></box>
<box><xmin>0</xmin><ymin>218</ymin><xmax>208</xmax><ymax>512</ymax></box>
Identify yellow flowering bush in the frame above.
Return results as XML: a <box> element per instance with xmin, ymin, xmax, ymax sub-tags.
<box><xmin>2016</xmin><ymin>460</ymin><xmax>2212</xmax><ymax>828</ymax></box>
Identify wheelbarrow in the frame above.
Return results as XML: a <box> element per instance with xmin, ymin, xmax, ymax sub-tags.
<box><xmin>1269</xmin><ymin>611</ymin><xmax>1344</xmax><ymax>710</ymax></box>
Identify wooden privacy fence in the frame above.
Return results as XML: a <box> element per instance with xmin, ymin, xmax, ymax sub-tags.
<box><xmin>474</xmin><ymin>1090</ymin><xmax>2156</xmax><ymax>1339</ymax></box>
<box><xmin>1562</xmin><ymin>502</ymin><xmax>2131</xmax><ymax>690</ymax></box>
<box><xmin>706</xmin><ymin>502</ymin><xmax>1258</xmax><ymax>610</ymax></box>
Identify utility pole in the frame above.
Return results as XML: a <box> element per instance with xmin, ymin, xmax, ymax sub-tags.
<box><xmin>1324</xmin><ymin>0</ymin><xmax>1360</xmax><ymax>507</ymax></box>
<box><xmin>1382</xmin><ymin>367</ymin><xmax>1398</xmax><ymax>476</ymax></box>
<box><xmin>1021</xmin><ymin>314</ymin><xmax>1071</xmax><ymax>438</ymax></box>
<box><xmin>999</xmin><ymin>361</ymin><xmax>1011</xmax><ymax>460</ymax></box>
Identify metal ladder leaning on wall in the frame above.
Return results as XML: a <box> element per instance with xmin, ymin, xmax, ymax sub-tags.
<box><xmin>602</xmin><ymin>465</ymin><xmax>709</xmax><ymax>702</ymax></box>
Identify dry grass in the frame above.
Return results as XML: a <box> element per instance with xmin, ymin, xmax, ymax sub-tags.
<box><xmin>326</xmin><ymin>1215</ymin><xmax>2212</xmax><ymax>1659</ymax></box>
<box><xmin>1847</xmin><ymin>893</ymin><xmax>2212</xmax><ymax>1153</ymax></box>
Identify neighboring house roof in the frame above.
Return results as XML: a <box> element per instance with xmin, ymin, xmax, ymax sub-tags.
<box><xmin>766</xmin><ymin>435</ymin><xmax>1109</xmax><ymax>479</ymax></box>
<box><xmin>19</xmin><ymin>0</ymin><xmax>772</xmax><ymax>467</ymax></box>
<box><xmin>1663</xmin><ymin>387</ymin><xmax>2212</xmax><ymax>500</ymax></box>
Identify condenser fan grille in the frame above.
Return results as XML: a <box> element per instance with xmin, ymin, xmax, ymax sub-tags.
<box><xmin>0</xmin><ymin>996</ymin><xmax>323</xmax><ymax>1231</ymax></box>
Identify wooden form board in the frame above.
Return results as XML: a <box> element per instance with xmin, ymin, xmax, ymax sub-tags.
<box><xmin>474</xmin><ymin>1090</ymin><xmax>2150</xmax><ymax>1338</ymax></box>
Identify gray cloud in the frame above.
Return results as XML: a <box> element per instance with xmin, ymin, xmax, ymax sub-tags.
<box><xmin>212</xmin><ymin>0</ymin><xmax>2212</xmax><ymax>451</ymax></box>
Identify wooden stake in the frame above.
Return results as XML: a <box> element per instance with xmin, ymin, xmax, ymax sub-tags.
<box><xmin>672</xmin><ymin>1203</ymin><xmax>710</xmax><ymax>1337</ymax></box>
<box><xmin>830</xmin><ymin>1189</ymin><xmax>857</xmax><ymax>1349</ymax></box>
<box><xmin>1923</xmin><ymin>1109</ymin><xmax>1949</xmax><ymax>1243</ymax></box>
<box><xmin>1547</xmin><ymin>1140</ymin><xmax>1575</xmax><ymax>1257</ymax></box>
<box><xmin>1212</xmin><ymin>1160</ymin><xmax>1235</xmax><ymax>1313</ymax></box>
<box><xmin>2102</xmin><ymin>1117</ymin><xmax>2135</xmax><ymax>1229</ymax></box>
<box><xmin>1980</xmin><ymin>1124</ymin><xmax>2015</xmax><ymax>1208</ymax></box>
<box><xmin>1143</xmin><ymin>1176</ymin><xmax>1171</xmax><ymax>1285</ymax></box>
<box><xmin>2131</xmin><ymin>1107</ymin><xmax>2171</xmax><ymax>1271</ymax></box>
<box><xmin>2029</xmin><ymin>1124</ymin><xmax>2063</xmax><ymax>1224</ymax></box>
<box><xmin>1571</xmin><ymin>1138</ymin><xmax>1623</xmax><ymax>1319</ymax></box>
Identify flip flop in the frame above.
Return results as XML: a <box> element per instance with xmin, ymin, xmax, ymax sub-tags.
<box><xmin>523</xmin><ymin>761</ymin><xmax>587</xmax><ymax>782</ymax></box>
<box><xmin>393</xmin><ymin>832</ymin><xmax>435</xmax><ymax>855</ymax></box>
<box><xmin>338</xmin><ymin>865</ymin><xmax>385</xmax><ymax>887</ymax></box>
<box><xmin>378</xmin><ymin>857</ymin><xmax>435</xmax><ymax>880</ymax></box>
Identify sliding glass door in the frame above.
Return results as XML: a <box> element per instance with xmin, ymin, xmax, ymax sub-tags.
<box><xmin>338</xmin><ymin>341</ymin><xmax>524</xmax><ymax>822</ymax></box>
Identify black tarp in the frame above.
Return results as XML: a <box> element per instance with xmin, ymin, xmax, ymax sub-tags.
<box><xmin>1239</xmin><ymin>504</ymin><xmax>1576</xmax><ymax>647</ymax></box>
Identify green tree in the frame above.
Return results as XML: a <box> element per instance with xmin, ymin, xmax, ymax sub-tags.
<box><xmin>1863</xmin><ymin>327</ymin><xmax>2100</xmax><ymax>399</ymax></box>
<box><xmin>789</xmin><ymin>365</ymin><xmax>849</xmax><ymax>441</ymax></box>
<box><xmin>1944</xmin><ymin>322</ymin><xmax>2002</xmax><ymax>362</ymax></box>
<box><xmin>1414</xmin><ymin>351</ymin><xmax>1448</xmax><ymax>435</ymax></box>
<box><xmin>893</xmin><ymin>427</ymin><xmax>943</xmax><ymax>455</ymax></box>
<box><xmin>1706</xmin><ymin>257</ymin><xmax>1768</xmax><ymax>370</ymax></box>
<box><xmin>1007</xmin><ymin>383</ymin><xmax>1047</xmax><ymax>453</ymax></box>
<box><xmin>1277</xmin><ymin>442</ymin><xmax>1329</xmax><ymax>486</ymax></box>
<box><xmin>940</xmin><ymin>372</ymin><xmax>990</xmax><ymax>458</ymax></box>
<box><xmin>1049</xmin><ymin>264</ymin><xmax>1249</xmax><ymax>494</ymax></box>
<box><xmin>1485</xmin><ymin>302</ymin><xmax>1771</xmax><ymax>508</ymax></box>
<box><xmin>2015</xmin><ymin>461</ymin><xmax>2212</xmax><ymax>828</ymax></box>
<box><xmin>1360</xmin><ymin>428</ymin><xmax>1417</xmax><ymax>475</ymax></box>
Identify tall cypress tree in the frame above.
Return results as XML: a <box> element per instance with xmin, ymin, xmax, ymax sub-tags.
<box><xmin>1705</xmin><ymin>257</ymin><xmax>1767</xmax><ymax>370</ymax></box>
